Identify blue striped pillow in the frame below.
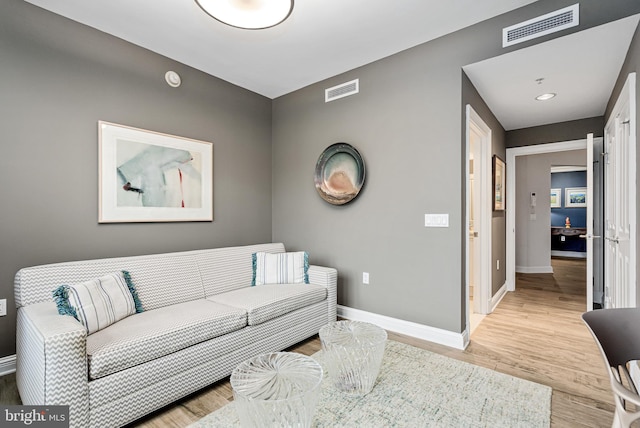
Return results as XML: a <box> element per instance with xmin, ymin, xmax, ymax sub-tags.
<box><xmin>252</xmin><ymin>251</ymin><xmax>309</xmax><ymax>286</ymax></box>
<box><xmin>53</xmin><ymin>271</ymin><xmax>144</xmax><ymax>334</ymax></box>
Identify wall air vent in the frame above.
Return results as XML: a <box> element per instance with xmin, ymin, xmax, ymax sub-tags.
<box><xmin>325</xmin><ymin>79</ymin><xmax>359</xmax><ymax>102</ymax></box>
<box><xmin>502</xmin><ymin>4</ymin><xmax>579</xmax><ymax>48</ymax></box>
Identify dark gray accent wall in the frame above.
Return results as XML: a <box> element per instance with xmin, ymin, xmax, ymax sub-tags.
<box><xmin>506</xmin><ymin>117</ymin><xmax>605</xmax><ymax>148</ymax></box>
<box><xmin>605</xmin><ymin>21</ymin><xmax>640</xmax><ymax>306</ymax></box>
<box><xmin>461</xmin><ymin>73</ymin><xmax>507</xmax><ymax>301</ymax></box>
<box><xmin>0</xmin><ymin>1</ymin><xmax>273</xmax><ymax>357</ymax></box>
<box><xmin>271</xmin><ymin>0</ymin><xmax>640</xmax><ymax>334</ymax></box>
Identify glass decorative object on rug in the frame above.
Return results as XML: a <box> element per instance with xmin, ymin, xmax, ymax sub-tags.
<box><xmin>230</xmin><ymin>352</ymin><xmax>323</xmax><ymax>428</ymax></box>
<box><xmin>319</xmin><ymin>320</ymin><xmax>387</xmax><ymax>395</ymax></box>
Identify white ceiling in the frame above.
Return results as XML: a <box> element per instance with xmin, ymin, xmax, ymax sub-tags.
<box><xmin>24</xmin><ymin>0</ymin><xmax>537</xmax><ymax>99</ymax></box>
<box><xmin>464</xmin><ymin>14</ymin><xmax>640</xmax><ymax>130</ymax></box>
<box><xmin>22</xmin><ymin>1</ymin><xmax>639</xmax><ymax>131</ymax></box>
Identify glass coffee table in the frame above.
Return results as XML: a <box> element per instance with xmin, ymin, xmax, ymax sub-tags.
<box><xmin>230</xmin><ymin>352</ymin><xmax>323</xmax><ymax>428</ymax></box>
<box><xmin>319</xmin><ymin>320</ymin><xmax>387</xmax><ymax>395</ymax></box>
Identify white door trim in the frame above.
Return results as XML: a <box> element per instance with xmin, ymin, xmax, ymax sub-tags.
<box><xmin>465</xmin><ymin>105</ymin><xmax>492</xmax><ymax>335</ymax></box>
<box><xmin>506</xmin><ymin>139</ymin><xmax>588</xmax><ymax>291</ymax></box>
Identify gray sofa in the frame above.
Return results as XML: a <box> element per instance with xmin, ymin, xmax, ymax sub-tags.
<box><xmin>14</xmin><ymin>243</ymin><xmax>337</xmax><ymax>427</ymax></box>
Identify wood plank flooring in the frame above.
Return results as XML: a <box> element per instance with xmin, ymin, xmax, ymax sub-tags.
<box><xmin>2</xmin><ymin>257</ymin><xmax>614</xmax><ymax>427</ymax></box>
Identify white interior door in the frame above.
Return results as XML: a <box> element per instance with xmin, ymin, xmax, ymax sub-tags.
<box><xmin>604</xmin><ymin>73</ymin><xmax>636</xmax><ymax>308</ymax></box>
<box><xmin>584</xmin><ymin>133</ymin><xmax>594</xmax><ymax>311</ymax></box>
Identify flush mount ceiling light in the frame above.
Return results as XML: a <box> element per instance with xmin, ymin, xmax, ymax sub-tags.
<box><xmin>195</xmin><ymin>0</ymin><xmax>294</xmax><ymax>30</ymax></box>
<box><xmin>535</xmin><ymin>92</ymin><xmax>556</xmax><ymax>101</ymax></box>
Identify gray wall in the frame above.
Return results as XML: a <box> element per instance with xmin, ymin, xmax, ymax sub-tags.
<box><xmin>462</xmin><ymin>73</ymin><xmax>507</xmax><ymax>299</ymax></box>
<box><xmin>2</xmin><ymin>0</ymin><xmax>639</xmax><ymax>358</ymax></box>
<box><xmin>506</xmin><ymin>117</ymin><xmax>605</xmax><ymax>148</ymax></box>
<box><xmin>605</xmin><ymin>21</ymin><xmax>640</xmax><ymax>306</ymax></box>
<box><xmin>272</xmin><ymin>0</ymin><xmax>640</xmax><ymax>334</ymax></box>
<box><xmin>0</xmin><ymin>1</ymin><xmax>273</xmax><ymax>357</ymax></box>
<box><xmin>515</xmin><ymin>150</ymin><xmax>586</xmax><ymax>272</ymax></box>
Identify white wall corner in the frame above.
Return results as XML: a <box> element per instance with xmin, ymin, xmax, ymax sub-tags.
<box><xmin>0</xmin><ymin>354</ymin><xmax>16</xmax><ymax>376</ymax></box>
<box><xmin>337</xmin><ymin>305</ymin><xmax>467</xmax><ymax>350</ymax></box>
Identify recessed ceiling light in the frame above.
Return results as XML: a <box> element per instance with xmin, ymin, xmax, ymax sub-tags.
<box><xmin>195</xmin><ymin>0</ymin><xmax>294</xmax><ymax>30</ymax></box>
<box><xmin>165</xmin><ymin>71</ymin><xmax>181</xmax><ymax>88</ymax></box>
<box><xmin>535</xmin><ymin>93</ymin><xmax>556</xmax><ymax>101</ymax></box>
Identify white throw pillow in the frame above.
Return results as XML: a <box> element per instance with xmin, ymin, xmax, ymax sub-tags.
<box><xmin>53</xmin><ymin>271</ymin><xmax>143</xmax><ymax>334</ymax></box>
<box><xmin>252</xmin><ymin>251</ymin><xmax>309</xmax><ymax>286</ymax></box>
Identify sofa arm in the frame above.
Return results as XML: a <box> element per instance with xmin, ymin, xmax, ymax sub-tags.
<box><xmin>308</xmin><ymin>265</ymin><xmax>337</xmax><ymax>323</ymax></box>
<box><xmin>16</xmin><ymin>301</ymin><xmax>90</xmax><ymax>427</ymax></box>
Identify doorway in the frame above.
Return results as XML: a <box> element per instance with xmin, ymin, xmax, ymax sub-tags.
<box><xmin>465</xmin><ymin>105</ymin><xmax>491</xmax><ymax>335</ymax></box>
<box><xmin>505</xmin><ymin>138</ymin><xmax>604</xmax><ymax>311</ymax></box>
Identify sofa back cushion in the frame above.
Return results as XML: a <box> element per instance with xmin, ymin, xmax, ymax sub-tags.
<box><xmin>196</xmin><ymin>243</ymin><xmax>285</xmax><ymax>297</ymax></box>
<box><xmin>15</xmin><ymin>252</ymin><xmax>204</xmax><ymax>311</ymax></box>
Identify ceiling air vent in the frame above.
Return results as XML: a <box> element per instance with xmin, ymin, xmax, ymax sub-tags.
<box><xmin>325</xmin><ymin>79</ymin><xmax>359</xmax><ymax>102</ymax></box>
<box><xmin>502</xmin><ymin>4</ymin><xmax>579</xmax><ymax>48</ymax></box>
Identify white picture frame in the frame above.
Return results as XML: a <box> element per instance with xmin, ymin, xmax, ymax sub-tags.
<box><xmin>550</xmin><ymin>188</ymin><xmax>561</xmax><ymax>208</ymax></box>
<box><xmin>99</xmin><ymin>121</ymin><xmax>213</xmax><ymax>223</ymax></box>
<box><xmin>565</xmin><ymin>187</ymin><xmax>587</xmax><ymax>208</ymax></box>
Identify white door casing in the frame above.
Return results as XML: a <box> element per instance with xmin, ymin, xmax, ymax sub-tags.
<box><xmin>506</xmin><ymin>139</ymin><xmax>599</xmax><ymax>292</ymax></box>
<box><xmin>465</xmin><ymin>105</ymin><xmax>492</xmax><ymax>333</ymax></box>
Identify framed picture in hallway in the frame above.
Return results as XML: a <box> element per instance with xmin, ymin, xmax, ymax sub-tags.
<box><xmin>492</xmin><ymin>155</ymin><xmax>505</xmax><ymax>211</ymax></box>
<box><xmin>550</xmin><ymin>188</ymin><xmax>561</xmax><ymax>208</ymax></box>
<box><xmin>565</xmin><ymin>187</ymin><xmax>587</xmax><ymax>208</ymax></box>
<box><xmin>99</xmin><ymin>121</ymin><xmax>213</xmax><ymax>223</ymax></box>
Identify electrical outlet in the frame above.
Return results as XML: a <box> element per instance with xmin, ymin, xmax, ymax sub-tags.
<box><xmin>363</xmin><ymin>272</ymin><xmax>370</xmax><ymax>284</ymax></box>
<box><xmin>0</xmin><ymin>299</ymin><xmax>6</xmax><ymax>317</ymax></box>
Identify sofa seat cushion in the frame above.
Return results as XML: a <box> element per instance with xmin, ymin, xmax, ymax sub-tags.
<box><xmin>86</xmin><ymin>299</ymin><xmax>247</xmax><ymax>379</ymax></box>
<box><xmin>207</xmin><ymin>284</ymin><xmax>327</xmax><ymax>326</ymax></box>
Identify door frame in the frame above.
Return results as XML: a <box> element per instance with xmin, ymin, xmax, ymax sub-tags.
<box><xmin>465</xmin><ymin>105</ymin><xmax>492</xmax><ymax>332</ymax></box>
<box><xmin>505</xmin><ymin>139</ymin><xmax>593</xmax><ymax>291</ymax></box>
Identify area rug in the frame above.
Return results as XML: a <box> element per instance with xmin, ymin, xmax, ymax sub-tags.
<box><xmin>189</xmin><ymin>340</ymin><xmax>551</xmax><ymax>428</ymax></box>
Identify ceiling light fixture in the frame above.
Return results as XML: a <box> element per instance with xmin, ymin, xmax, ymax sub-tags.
<box><xmin>165</xmin><ymin>71</ymin><xmax>181</xmax><ymax>88</ymax></box>
<box><xmin>535</xmin><ymin>92</ymin><xmax>556</xmax><ymax>101</ymax></box>
<box><xmin>195</xmin><ymin>0</ymin><xmax>294</xmax><ymax>30</ymax></box>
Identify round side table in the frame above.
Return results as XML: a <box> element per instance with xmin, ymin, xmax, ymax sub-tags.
<box><xmin>230</xmin><ymin>352</ymin><xmax>323</xmax><ymax>428</ymax></box>
<box><xmin>319</xmin><ymin>320</ymin><xmax>387</xmax><ymax>395</ymax></box>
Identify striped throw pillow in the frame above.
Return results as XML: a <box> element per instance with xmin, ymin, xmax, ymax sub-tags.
<box><xmin>252</xmin><ymin>251</ymin><xmax>309</xmax><ymax>286</ymax></box>
<box><xmin>53</xmin><ymin>271</ymin><xmax>144</xmax><ymax>334</ymax></box>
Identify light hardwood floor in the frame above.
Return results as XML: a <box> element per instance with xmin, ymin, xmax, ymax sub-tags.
<box><xmin>3</xmin><ymin>257</ymin><xmax>614</xmax><ymax>427</ymax></box>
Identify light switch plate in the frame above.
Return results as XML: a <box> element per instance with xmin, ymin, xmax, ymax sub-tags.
<box><xmin>425</xmin><ymin>214</ymin><xmax>449</xmax><ymax>228</ymax></box>
<box><xmin>0</xmin><ymin>299</ymin><xmax>6</xmax><ymax>317</ymax></box>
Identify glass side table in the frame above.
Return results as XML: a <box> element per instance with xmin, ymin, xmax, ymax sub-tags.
<box><xmin>230</xmin><ymin>352</ymin><xmax>323</xmax><ymax>428</ymax></box>
<box><xmin>319</xmin><ymin>320</ymin><xmax>387</xmax><ymax>395</ymax></box>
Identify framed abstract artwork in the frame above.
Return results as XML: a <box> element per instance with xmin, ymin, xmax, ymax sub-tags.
<box><xmin>492</xmin><ymin>155</ymin><xmax>506</xmax><ymax>211</ymax></box>
<box><xmin>99</xmin><ymin>121</ymin><xmax>213</xmax><ymax>223</ymax></box>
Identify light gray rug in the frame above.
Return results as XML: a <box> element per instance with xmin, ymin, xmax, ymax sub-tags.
<box><xmin>189</xmin><ymin>340</ymin><xmax>551</xmax><ymax>428</ymax></box>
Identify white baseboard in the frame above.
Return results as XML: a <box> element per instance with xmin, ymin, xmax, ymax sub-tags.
<box><xmin>515</xmin><ymin>265</ymin><xmax>553</xmax><ymax>274</ymax></box>
<box><xmin>337</xmin><ymin>305</ymin><xmax>467</xmax><ymax>350</ymax></box>
<box><xmin>551</xmin><ymin>250</ymin><xmax>587</xmax><ymax>259</ymax></box>
<box><xmin>0</xmin><ymin>354</ymin><xmax>16</xmax><ymax>376</ymax></box>
<box><xmin>491</xmin><ymin>282</ymin><xmax>508</xmax><ymax>312</ymax></box>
